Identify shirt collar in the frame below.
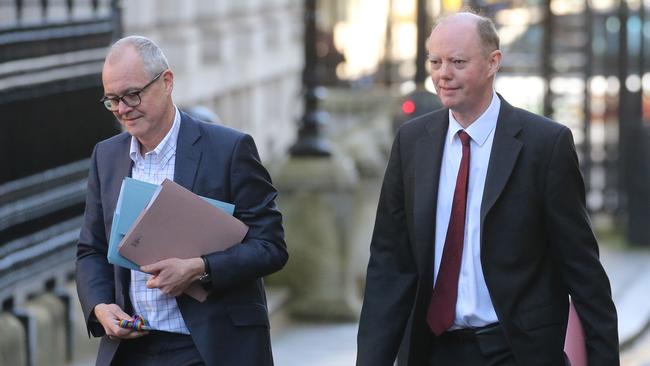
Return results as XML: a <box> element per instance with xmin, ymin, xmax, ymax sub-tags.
<box><xmin>129</xmin><ymin>106</ymin><xmax>181</xmax><ymax>163</ymax></box>
<box><xmin>447</xmin><ymin>91</ymin><xmax>500</xmax><ymax>147</ymax></box>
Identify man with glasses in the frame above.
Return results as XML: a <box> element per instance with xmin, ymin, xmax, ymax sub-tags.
<box><xmin>100</xmin><ymin>70</ymin><xmax>164</xmax><ymax>113</ymax></box>
<box><xmin>76</xmin><ymin>36</ymin><xmax>287</xmax><ymax>366</ymax></box>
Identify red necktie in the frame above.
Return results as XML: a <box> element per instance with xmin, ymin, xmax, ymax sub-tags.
<box><xmin>426</xmin><ymin>130</ymin><xmax>471</xmax><ymax>336</ymax></box>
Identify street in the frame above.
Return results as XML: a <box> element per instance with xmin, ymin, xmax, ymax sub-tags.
<box><xmin>622</xmin><ymin>330</ymin><xmax>650</xmax><ymax>366</ymax></box>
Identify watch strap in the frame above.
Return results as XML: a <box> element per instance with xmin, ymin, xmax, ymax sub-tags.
<box><xmin>199</xmin><ymin>255</ymin><xmax>212</xmax><ymax>291</ymax></box>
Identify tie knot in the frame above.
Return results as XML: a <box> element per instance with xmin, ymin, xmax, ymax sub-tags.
<box><xmin>458</xmin><ymin>131</ymin><xmax>471</xmax><ymax>147</ymax></box>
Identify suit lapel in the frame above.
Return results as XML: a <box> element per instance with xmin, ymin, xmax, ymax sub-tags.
<box><xmin>174</xmin><ymin>112</ymin><xmax>202</xmax><ymax>191</ymax></box>
<box><xmin>414</xmin><ymin>113</ymin><xmax>448</xmax><ymax>276</ymax></box>
<box><xmin>480</xmin><ymin>97</ymin><xmax>523</xmax><ymax>223</ymax></box>
<box><xmin>113</xmin><ymin>136</ymin><xmax>133</xmax><ymax>183</ymax></box>
<box><xmin>104</xmin><ymin>134</ymin><xmax>133</xmax><ymax>218</ymax></box>
<box><xmin>109</xmin><ymin>133</ymin><xmax>134</xmax><ymax>307</ymax></box>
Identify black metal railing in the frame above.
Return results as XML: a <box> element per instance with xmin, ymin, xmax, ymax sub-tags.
<box><xmin>0</xmin><ymin>159</ymin><xmax>89</xmax><ymax>303</ymax></box>
<box><xmin>0</xmin><ymin>0</ymin><xmax>121</xmax><ymax>307</ymax></box>
<box><xmin>0</xmin><ymin>0</ymin><xmax>121</xmax><ymax>98</ymax></box>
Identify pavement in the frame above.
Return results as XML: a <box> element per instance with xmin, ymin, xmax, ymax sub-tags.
<box><xmin>621</xmin><ymin>330</ymin><xmax>650</xmax><ymax>366</ymax></box>
<box><xmin>600</xmin><ymin>245</ymin><xmax>650</xmax><ymax>348</ymax></box>
<box><xmin>273</xmin><ymin>323</ymin><xmax>358</xmax><ymax>366</ymax></box>
<box><xmin>272</xmin><ymin>244</ymin><xmax>650</xmax><ymax>366</ymax></box>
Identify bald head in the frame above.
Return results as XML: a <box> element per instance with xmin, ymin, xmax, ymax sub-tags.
<box><xmin>105</xmin><ymin>36</ymin><xmax>170</xmax><ymax>78</ymax></box>
<box><xmin>431</xmin><ymin>12</ymin><xmax>499</xmax><ymax>57</ymax></box>
<box><xmin>426</xmin><ymin>11</ymin><xmax>502</xmax><ymax>126</ymax></box>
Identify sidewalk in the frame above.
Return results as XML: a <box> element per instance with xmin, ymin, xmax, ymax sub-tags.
<box><xmin>272</xmin><ymin>245</ymin><xmax>650</xmax><ymax>365</ymax></box>
<box><xmin>599</xmin><ymin>245</ymin><xmax>650</xmax><ymax>348</ymax></box>
<box><xmin>273</xmin><ymin>323</ymin><xmax>358</xmax><ymax>366</ymax></box>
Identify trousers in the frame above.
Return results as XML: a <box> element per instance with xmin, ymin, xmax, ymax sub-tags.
<box><xmin>112</xmin><ymin>330</ymin><xmax>205</xmax><ymax>366</ymax></box>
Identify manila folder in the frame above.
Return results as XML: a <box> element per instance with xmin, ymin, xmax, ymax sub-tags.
<box><xmin>118</xmin><ymin>179</ymin><xmax>249</xmax><ymax>299</ymax></box>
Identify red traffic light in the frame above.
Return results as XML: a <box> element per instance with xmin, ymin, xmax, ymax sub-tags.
<box><xmin>401</xmin><ymin>100</ymin><xmax>416</xmax><ymax>115</ymax></box>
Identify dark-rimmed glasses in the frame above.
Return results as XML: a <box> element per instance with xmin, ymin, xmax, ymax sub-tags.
<box><xmin>100</xmin><ymin>70</ymin><xmax>165</xmax><ymax>111</ymax></box>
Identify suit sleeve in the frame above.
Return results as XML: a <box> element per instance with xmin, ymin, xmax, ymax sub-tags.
<box><xmin>204</xmin><ymin>134</ymin><xmax>288</xmax><ymax>291</ymax></box>
<box><xmin>76</xmin><ymin>145</ymin><xmax>116</xmax><ymax>337</ymax></box>
<box><xmin>357</xmin><ymin>129</ymin><xmax>418</xmax><ymax>366</ymax></box>
<box><xmin>543</xmin><ymin>127</ymin><xmax>619</xmax><ymax>365</ymax></box>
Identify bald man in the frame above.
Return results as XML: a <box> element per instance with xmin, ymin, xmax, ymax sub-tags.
<box><xmin>357</xmin><ymin>12</ymin><xmax>618</xmax><ymax>366</ymax></box>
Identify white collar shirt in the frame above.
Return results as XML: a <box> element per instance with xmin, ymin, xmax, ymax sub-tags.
<box><xmin>434</xmin><ymin>91</ymin><xmax>500</xmax><ymax>329</ymax></box>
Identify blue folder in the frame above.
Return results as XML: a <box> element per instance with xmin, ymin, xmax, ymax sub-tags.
<box><xmin>107</xmin><ymin>177</ymin><xmax>235</xmax><ymax>270</ymax></box>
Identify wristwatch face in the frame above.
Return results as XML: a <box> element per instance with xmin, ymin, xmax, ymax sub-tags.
<box><xmin>199</xmin><ymin>272</ymin><xmax>211</xmax><ymax>291</ymax></box>
<box><xmin>199</xmin><ymin>272</ymin><xmax>211</xmax><ymax>284</ymax></box>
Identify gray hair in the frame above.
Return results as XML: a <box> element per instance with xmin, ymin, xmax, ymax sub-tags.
<box><xmin>475</xmin><ymin>16</ymin><xmax>500</xmax><ymax>55</ymax></box>
<box><xmin>109</xmin><ymin>36</ymin><xmax>170</xmax><ymax>77</ymax></box>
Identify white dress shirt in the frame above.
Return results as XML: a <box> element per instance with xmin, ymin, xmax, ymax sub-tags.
<box><xmin>434</xmin><ymin>91</ymin><xmax>500</xmax><ymax>329</ymax></box>
<box><xmin>128</xmin><ymin>107</ymin><xmax>190</xmax><ymax>334</ymax></box>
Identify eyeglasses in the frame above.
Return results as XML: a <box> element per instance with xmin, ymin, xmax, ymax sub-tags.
<box><xmin>100</xmin><ymin>70</ymin><xmax>165</xmax><ymax>111</ymax></box>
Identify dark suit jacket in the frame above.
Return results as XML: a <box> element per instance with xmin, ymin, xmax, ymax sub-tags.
<box><xmin>76</xmin><ymin>112</ymin><xmax>287</xmax><ymax>366</ymax></box>
<box><xmin>357</xmin><ymin>97</ymin><xmax>619</xmax><ymax>366</ymax></box>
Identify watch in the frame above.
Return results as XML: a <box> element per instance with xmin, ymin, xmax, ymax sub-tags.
<box><xmin>199</xmin><ymin>255</ymin><xmax>212</xmax><ymax>291</ymax></box>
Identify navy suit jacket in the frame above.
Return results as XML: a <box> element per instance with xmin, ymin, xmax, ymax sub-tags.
<box><xmin>357</xmin><ymin>96</ymin><xmax>619</xmax><ymax>365</ymax></box>
<box><xmin>76</xmin><ymin>112</ymin><xmax>287</xmax><ymax>366</ymax></box>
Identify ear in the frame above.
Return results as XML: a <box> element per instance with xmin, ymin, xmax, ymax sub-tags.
<box><xmin>162</xmin><ymin>69</ymin><xmax>174</xmax><ymax>95</ymax></box>
<box><xmin>487</xmin><ymin>49</ymin><xmax>502</xmax><ymax>77</ymax></box>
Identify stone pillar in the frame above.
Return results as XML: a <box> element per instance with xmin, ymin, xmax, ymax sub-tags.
<box><xmin>66</xmin><ymin>281</ymin><xmax>100</xmax><ymax>363</ymax></box>
<box><xmin>270</xmin><ymin>153</ymin><xmax>361</xmax><ymax>321</ymax></box>
<box><xmin>338</xmin><ymin>126</ymin><xmax>390</xmax><ymax>296</ymax></box>
<box><xmin>0</xmin><ymin>312</ymin><xmax>27</xmax><ymax>366</ymax></box>
<box><xmin>21</xmin><ymin>294</ymin><xmax>67</xmax><ymax>366</ymax></box>
<box><xmin>324</xmin><ymin>88</ymin><xmax>394</xmax><ymax>296</ymax></box>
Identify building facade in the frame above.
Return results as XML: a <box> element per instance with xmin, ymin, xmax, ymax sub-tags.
<box><xmin>122</xmin><ymin>0</ymin><xmax>303</xmax><ymax>161</ymax></box>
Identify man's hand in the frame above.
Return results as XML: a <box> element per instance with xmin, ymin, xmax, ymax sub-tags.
<box><xmin>94</xmin><ymin>303</ymin><xmax>148</xmax><ymax>340</ymax></box>
<box><xmin>141</xmin><ymin>257</ymin><xmax>204</xmax><ymax>297</ymax></box>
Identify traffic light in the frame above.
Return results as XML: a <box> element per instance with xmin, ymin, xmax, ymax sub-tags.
<box><xmin>393</xmin><ymin>89</ymin><xmax>443</xmax><ymax>133</ymax></box>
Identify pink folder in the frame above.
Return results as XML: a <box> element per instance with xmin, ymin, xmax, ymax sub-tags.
<box><xmin>564</xmin><ymin>300</ymin><xmax>587</xmax><ymax>366</ymax></box>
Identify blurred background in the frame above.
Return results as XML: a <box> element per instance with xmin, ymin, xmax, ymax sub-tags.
<box><xmin>0</xmin><ymin>0</ymin><xmax>649</xmax><ymax>365</ymax></box>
